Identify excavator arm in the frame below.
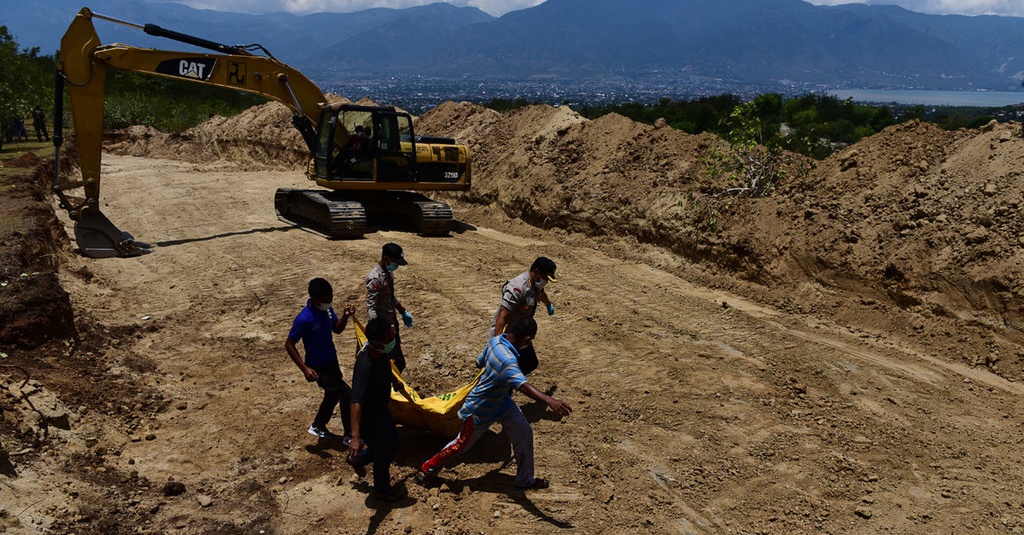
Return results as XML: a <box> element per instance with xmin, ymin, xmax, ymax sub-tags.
<box><xmin>53</xmin><ymin>7</ymin><xmax>328</xmax><ymax>258</ymax></box>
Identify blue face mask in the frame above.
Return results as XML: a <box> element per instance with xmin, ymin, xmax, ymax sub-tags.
<box><xmin>387</xmin><ymin>262</ymin><xmax>400</xmax><ymax>272</ymax></box>
<box><xmin>383</xmin><ymin>339</ymin><xmax>397</xmax><ymax>353</ymax></box>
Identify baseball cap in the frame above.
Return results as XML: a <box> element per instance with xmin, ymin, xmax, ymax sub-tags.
<box><xmin>382</xmin><ymin>243</ymin><xmax>407</xmax><ymax>265</ymax></box>
<box><xmin>530</xmin><ymin>256</ymin><xmax>557</xmax><ymax>282</ymax></box>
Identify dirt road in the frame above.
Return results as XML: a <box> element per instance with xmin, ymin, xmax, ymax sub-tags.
<box><xmin>5</xmin><ymin>153</ymin><xmax>1018</xmax><ymax>534</ymax></box>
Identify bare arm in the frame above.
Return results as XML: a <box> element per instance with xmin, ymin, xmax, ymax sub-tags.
<box><xmin>366</xmin><ymin>276</ymin><xmax>379</xmax><ymax>320</ymax></box>
<box><xmin>348</xmin><ymin>402</ymin><xmax>363</xmax><ymax>459</ymax></box>
<box><xmin>391</xmin><ymin>372</ymin><xmax>413</xmax><ymax>402</ymax></box>
<box><xmin>285</xmin><ymin>338</ymin><xmax>317</xmax><ymax>382</ymax></box>
<box><xmin>493</xmin><ymin>306</ymin><xmax>512</xmax><ymax>336</ymax></box>
<box><xmin>518</xmin><ymin>382</ymin><xmax>572</xmax><ymax>418</ymax></box>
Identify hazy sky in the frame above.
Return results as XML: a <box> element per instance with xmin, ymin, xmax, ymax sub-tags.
<box><xmin>168</xmin><ymin>0</ymin><xmax>1024</xmax><ymax>17</ymax></box>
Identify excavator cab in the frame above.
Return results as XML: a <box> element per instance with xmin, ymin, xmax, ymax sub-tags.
<box><xmin>312</xmin><ymin>104</ymin><xmax>416</xmax><ymax>183</ymax></box>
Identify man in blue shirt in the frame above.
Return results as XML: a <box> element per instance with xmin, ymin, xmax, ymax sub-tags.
<box><xmin>417</xmin><ymin>317</ymin><xmax>572</xmax><ymax>490</ymax></box>
<box><xmin>285</xmin><ymin>277</ymin><xmax>356</xmax><ymax>442</ymax></box>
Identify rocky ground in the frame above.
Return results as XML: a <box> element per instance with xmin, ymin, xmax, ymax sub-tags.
<box><xmin>1</xmin><ymin>100</ymin><xmax>1023</xmax><ymax>534</ymax></box>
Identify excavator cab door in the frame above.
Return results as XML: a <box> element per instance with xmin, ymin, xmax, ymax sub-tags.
<box><xmin>312</xmin><ymin>114</ymin><xmax>336</xmax><ymax>178</ymax></box>
<box><xmin>314</xmin><ymin>106</ymin><xmax>416</xmax><ymax>183</ymax></box>
<box><xmin>375</xmin><ymin>111</ymin><xmax>415</xmax><ymax>183</ymax></box>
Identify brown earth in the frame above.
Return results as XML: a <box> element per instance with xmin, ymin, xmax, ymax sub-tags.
<box><xmin>1</xmin><ymin>100</ymin><xmax>1024</xmax><ymax>534</ymax></box>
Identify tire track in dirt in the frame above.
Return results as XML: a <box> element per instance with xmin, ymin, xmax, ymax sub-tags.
<box><xmin>45</xmin><ymin>155</ymin><xmax>1024</xmax><ymax>534</ymax></box>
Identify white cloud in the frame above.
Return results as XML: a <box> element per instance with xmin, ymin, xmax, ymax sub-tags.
<box><xmin>170</xmin><ymin>0</ymin><xmax>1024</xmax><ymax>17</ymax></box>
<box><xmin>172</xmin><ymin>0</ymin><xmax>545</xmax><ymax>16</ymax></box>
<box><xmin>803</xmin><ymin>0</ymin><xmax>1024</xmax><ymax>18</ymax></box>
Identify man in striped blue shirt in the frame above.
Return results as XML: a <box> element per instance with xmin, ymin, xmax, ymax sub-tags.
<box><xmin>417</xmin><ymin>317</ymin><xmax>572</xmax><ymax>490</ymax></box>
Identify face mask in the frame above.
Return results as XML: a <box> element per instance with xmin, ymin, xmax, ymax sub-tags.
<box><xmin>375</xmin><ymin>339</ymin><xmax>396</xmax><ymax>354</ymax></box>
<box><xmin>316</xmin><ymin>301</ymin><xmax>332</xmax><ymax>312</ymax></box>
<box><xmin>387</xmin><ymin>262</ymin><xmax>400</xmax><ymax>272</ymax></box>
<box><xmin>535</xmin><ymin>278</ymin><xmax>547</xmax><ymax>290</ymax></box>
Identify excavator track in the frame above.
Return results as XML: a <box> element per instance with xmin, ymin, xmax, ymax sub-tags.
<box><xmin>274</xmin><ymin>188</ymin><xmax>366</xmax><ymax>239</ymax></box>
<box><xmin>407</xmin><ymin>198</ymin><xmax>453</xmax><ymax>237</ymax></box>
<box><xmin>360</xmin><ymin>191</ymin><xmax>453</xmax><ymax>237</ymax></box>
<box><xmin>275</xmin><ymin>189</ymin><xmax>452</xmax><ymax>238</ymax></box>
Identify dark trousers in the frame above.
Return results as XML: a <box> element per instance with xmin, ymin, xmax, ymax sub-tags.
<box><xmin>517</xmin><ymin>341</ymin><xmax>538</xmax><ymax>375</ymax></box>
<box><xmin>353</xmin><ymin>410</ymin><xmax>400</xmax><ymax>493</ymax></box>
<box><xmin>311</xmin><ymin>362</ymin><xmax>352</xmax><ymax>434</ymax></box>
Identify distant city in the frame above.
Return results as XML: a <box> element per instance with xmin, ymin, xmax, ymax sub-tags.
<box><xmin>317</xmin><ymin>73</ymin><xmax>1024</xmax><ymax>115</ymax></box>
<box><xmin>317</xmin><ymin>73</ymin><xmax>827</xmax><ymax>114</ymax></box>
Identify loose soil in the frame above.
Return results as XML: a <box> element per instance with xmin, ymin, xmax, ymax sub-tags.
<box><xmin>2</xmin><ymin>101</ymin><xmax>1023</xmax><ymax>534</ymax></box>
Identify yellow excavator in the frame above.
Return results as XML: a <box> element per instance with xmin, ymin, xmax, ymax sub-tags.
<box><xmin>52</xmin><ymin>8</ymin><xmax>471</xmax><ymax>258</ymax></box>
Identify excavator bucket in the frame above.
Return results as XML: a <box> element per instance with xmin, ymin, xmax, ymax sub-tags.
<box><xmin>74</xmin><ymin>208</ymin><xmax>153</xmax><ymax>258</ymax></box>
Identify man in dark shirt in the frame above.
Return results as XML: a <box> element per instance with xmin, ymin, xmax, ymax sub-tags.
<box><xmin>32</xmin><ymin>106</ymin><xmax>49</xmax><ymax>142</ymax></box>
<box><xmin>347</xmin><ymin>317</ymin><xmax>410</xmax><ymax>502</ymax></box>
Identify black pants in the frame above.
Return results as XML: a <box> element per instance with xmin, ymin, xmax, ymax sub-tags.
<box><xmin>311</xmin><ymin>361</ymin><xmax>352</xmax><ymax>434</ymax></box>
<box><xmin>352</xmin><ymin>410</ymin><xmax>400</xmax><ymax>493</ymax></box>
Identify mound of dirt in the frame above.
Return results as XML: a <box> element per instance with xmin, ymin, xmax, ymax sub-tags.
<box><xmin>1</xmin><ymin>152</ymin><xmax>43</xmax><ymax>168</ymax></box>
<box><xmin>420</xmin><ymin>106</ymin><xmax>1024</xmax><ymax>381</ymax></box>
<box><xmin>104</xmin><ymin>95</ymin><xmax>354</xmax><ymax>170</ymax></box>
<box><xmin>95</xmin><ymin>101</ymin><xmax>1024</xmax><ymax>381</ymax></box>
<box><xmin>10</xmin><ymin>98</ymin><xmax>1024</xmax><ymax>534</ymax></box>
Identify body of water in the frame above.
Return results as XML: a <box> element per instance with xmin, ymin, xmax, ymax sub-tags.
<box><xmin>831</xmin><ymin>89</ymin><xmax>1024</xmax><ymax>107</ymax></box>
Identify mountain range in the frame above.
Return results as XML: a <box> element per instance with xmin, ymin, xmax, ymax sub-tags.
<box><xmin>5</xmin><ymin>0</ymin><xmax>1024</xmax><ymax>92</ymax></box>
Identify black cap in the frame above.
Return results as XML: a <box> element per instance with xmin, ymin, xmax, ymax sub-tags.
<box><xmin>382</xmin><ymin>243</ymin><xmax>407</xmax><ymax>265</ymax></box>
<box><xmin>530</xmin><ymin>256</ymin><xmax>557</xmax><ymax>282</ymax></box>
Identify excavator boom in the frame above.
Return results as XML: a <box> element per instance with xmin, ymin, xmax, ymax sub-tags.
<box><xmin>54</xmin><ymin>8</ymin><xmax>325</xmax><ymax>257</ymax></box>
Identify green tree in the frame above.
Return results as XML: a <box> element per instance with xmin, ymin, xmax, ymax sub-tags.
<box><xmin>706</xmin><ymin>100</ymin><xmax>809</xmax><ymax>198</ymax></box>
<box><xmin>101</xmin><ymin>70</ymin><xmax>266</xmax><ymax>131</ymax></box>
<box><xmin>0</xmin><ymin>25</ymin><xmax>54</xmax><ymax>137</ymax></box>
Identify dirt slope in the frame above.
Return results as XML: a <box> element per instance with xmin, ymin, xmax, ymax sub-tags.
<box><xmin>2</xmin><ymin>101</ymin><xmax>1024</xmax><ymax>534</ymax></box>
<box><xmin>418</xmin><ymin>106</ymin><xmax>1024</xmax><ymax>382</ymax></box>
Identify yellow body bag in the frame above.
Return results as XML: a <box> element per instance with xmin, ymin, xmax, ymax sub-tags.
<box><xmin>353</xmin><ymin>319</ymin><xmax>480</xmax><ymax>437</ymax></box>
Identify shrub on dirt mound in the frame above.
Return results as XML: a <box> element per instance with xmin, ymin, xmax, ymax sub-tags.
<box><xmin>715</xmin><ymin>119</ymin><xmax>1024</xmax><ymax>335</ymax></box>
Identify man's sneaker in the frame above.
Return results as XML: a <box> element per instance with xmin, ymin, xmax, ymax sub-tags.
<box><xmin>307</xmin><ymin>424</ymin><xmax>340</xmax><ymax>439</ymax></box>
<box><xmin>414</xmin><ymin>470</ymin><xmax>441</xmax><ymax>488</ymax></box>
<box><xmin>515</xmin><ymin>477</ymin><xmax>550</xmax><ymax>490</ymax></box>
